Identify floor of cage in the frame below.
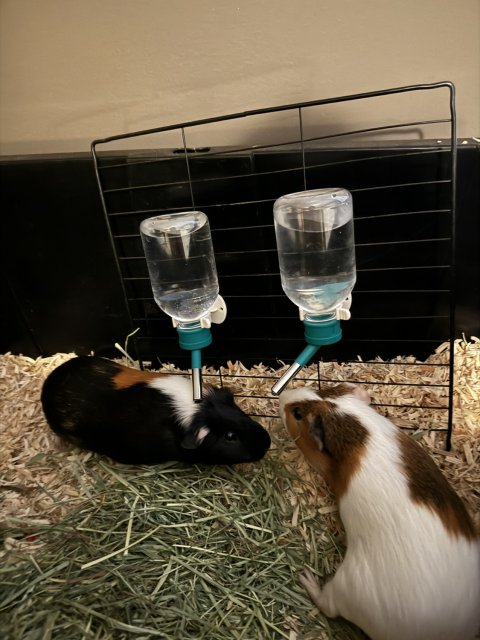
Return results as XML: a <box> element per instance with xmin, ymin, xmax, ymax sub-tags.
<box><xmin>0</xmin><ymin>338</ymin><xmax>479</xmax><ymax>639</ymax></box>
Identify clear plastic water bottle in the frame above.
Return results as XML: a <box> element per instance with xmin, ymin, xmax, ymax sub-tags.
<box><xmin>140</xmin><ymin>211</ymin><xmax>219</xmax><ymax>323</ymax></box>
<box><xmin>273</xmin><ymin>188</ymin><xmax>356</xmax><ymax>318</ymax></box>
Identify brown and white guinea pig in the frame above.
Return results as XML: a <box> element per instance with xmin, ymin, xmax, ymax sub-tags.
<box><xmin>279</xmin><ymin>383</ymin><xmax>480</xmax><ymax>640</ymax></box>
<box><xmin>41</xmin><ymin>356</ymin><xmax>270</xmax><ymax>465</ymax></box>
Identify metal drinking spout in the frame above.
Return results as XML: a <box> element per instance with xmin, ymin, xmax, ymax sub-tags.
<box><xmin>271</xmin><ymin>315</ymin><xmax>345</xmax><ymax>395</ymax></box>
<box><xmin>271</xmin><ymin>344</ymin><xmax>320</xmax><ymax>395</ymax></box>
<box><xmin>192</xmin><ymin>371</ymin><xmax>202</xmax><ymax>402</ymax></box>
<box><xmin>191</xmin><ymin>348</ymin><xmax>203</xmax><ymax>401</ymax></box>
<box><xmin>271</xmin><ymin>361</ymin><xmax>302</xmax><ymax>395</ymax></box>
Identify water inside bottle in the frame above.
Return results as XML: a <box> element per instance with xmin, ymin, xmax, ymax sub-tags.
<box><xmin>274</xmin><ymin>189</ymin><xmax>356</xmax><ymax>316</ymax></box>
<box><xmin>140</xmin><ymin>212</ymin><xmax>219</xmax><ymax>322</ymax></box>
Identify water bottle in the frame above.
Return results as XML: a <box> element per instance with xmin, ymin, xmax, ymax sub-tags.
<box><xmin>140</xmin><ymin>211</ymin><xmax>219</xmax><ymax>324</ymax></box>
<box><xmin>273</xmin><ymin>188</ymin><xmax>356</xmax><ymax>318</ymax></box>
<box><xmin>271</xmin><ymin>188</ymin><xmax>356</xmax><ymax>395</ymax></box>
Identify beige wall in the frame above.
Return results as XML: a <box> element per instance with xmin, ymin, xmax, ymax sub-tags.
<box><xmin>0</xmin><ymin>0</ymin><xmax>479</xmax><ymax>156</ymax></box>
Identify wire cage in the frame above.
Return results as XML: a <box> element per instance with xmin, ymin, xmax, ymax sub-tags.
<box><xmin>91</xmin><ymin>81</ymin><xmax>457</xmax><ymax>448</ymax></box>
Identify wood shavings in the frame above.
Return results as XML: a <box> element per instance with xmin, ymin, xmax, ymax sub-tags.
<box><xmin>1</xmin><ymin>338</ymin><xmax>479</xmax><ymax>528</ymax></box>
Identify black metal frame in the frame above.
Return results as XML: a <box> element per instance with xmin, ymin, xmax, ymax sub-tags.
<box><xmin>91</xmin><ymin>81</ymin><xmax>457</xmax><ymax>449</ymax></box>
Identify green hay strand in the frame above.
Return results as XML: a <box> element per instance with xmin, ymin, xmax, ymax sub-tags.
<box><xmin>1</xmin><ymin>456</ymin><xmax>366</xmax><ymax>640</ymax></box>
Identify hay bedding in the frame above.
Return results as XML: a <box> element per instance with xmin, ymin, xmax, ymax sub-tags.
<box><xmin>0</xmin><ymin>339</ymin><xmax>478</xmax><ymax>640</ymax></box>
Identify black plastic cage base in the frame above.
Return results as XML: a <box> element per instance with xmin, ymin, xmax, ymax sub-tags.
<box><xmin>91</xmin><ymin>82</ymin><xmax>457</xmax><ymax>448</ymax></box>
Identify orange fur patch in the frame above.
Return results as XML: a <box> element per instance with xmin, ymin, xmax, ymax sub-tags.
<box><xmin>286</xmin><ymin>414</ymin><xmax>334</xmax><ymax>483</ymax></box>
<box><xmin>397</xmin><ymin>430</ymin><xmax>477</xmax><ymax>540</ymax></box>
<box><xmin>112</xmin><ymin>366</ymin><xmax>165</xmax><ymax>390</ymax></box>
<box><xmin>318</xmin><ymin>383</ymin><xmax>356</xmax><ymax>399</ymax></box>
<box><xmin>284</xmin><ymin>399</ymin><xmax>369</xmax><ymax>500</ymax></box>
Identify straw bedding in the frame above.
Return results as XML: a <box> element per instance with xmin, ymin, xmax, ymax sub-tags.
<box><xmin>0</xmin><ymin>338</ymin><xmax>479</xmax><ymax>639</ymax></box>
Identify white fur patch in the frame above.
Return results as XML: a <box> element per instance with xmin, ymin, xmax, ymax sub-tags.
<box><xmin>196</xmin><ymin>426</ymin><xmax>210</xmax><ymax>442</ymax></box>
<box><xmin>148</xmin><ymin>376</ymin><xmax>198</xmax><ymax>428</ymax></box>
<box><xmin>322</xmin><ymin>394</ymin><xmax>480</xmax><ymax>640</ymax></box>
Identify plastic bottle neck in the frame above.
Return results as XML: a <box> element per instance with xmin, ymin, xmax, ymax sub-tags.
<box><xmin>302</xmin><ymin>312</ymin><xmax>336</xmax><ymax>323</ymax></box>
<box><xmin>175</xmin><ymin>320</ymin><xmax>203</xmax><ymax>330</ymax></box>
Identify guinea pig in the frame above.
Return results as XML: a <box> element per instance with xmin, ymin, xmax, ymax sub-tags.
<box><xmin>41</xmin><ymin>356</ymin><xmax>271</xmax><ymax>465</ymax></box>
<box><xmin>279</xmin><ymin>383</ymin><xmax>480</xmax><ymax>640</ymax></box>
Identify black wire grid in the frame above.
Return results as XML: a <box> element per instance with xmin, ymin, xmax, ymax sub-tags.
<box><xmin>91</xmin><ymin>81</ymin><xmax>457</xmax><ymax>448</ymax></box>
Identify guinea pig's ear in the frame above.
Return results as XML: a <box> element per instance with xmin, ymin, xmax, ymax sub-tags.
<box><xmin>180</xmin><ymin>426</ymin><xmax>210</xmax><ymax>450</ymax></box>
<box><xmin>309</xmin><ymin>414</ymin><xmax>325</xmax><ymax>451</ymax></box>
<box><xmin>349</xmin><ymin>385</ymin><xmax>371</xmax><ymax>404</ymax></box>
<box><xmin>211</xmin><ymin>387</ymin><xmax>235</xmax><ymax>405</ymax></box>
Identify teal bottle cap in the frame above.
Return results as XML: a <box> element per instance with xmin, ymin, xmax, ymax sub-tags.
<box><xmin>303</xmin><ymin>316</ymin><xmax>342</xmax><ymax>346</ymax></box>
<box><xmin>176</xmin><ymin>325</ymin><xmax>212</xmax><ymax>351</ymax></box>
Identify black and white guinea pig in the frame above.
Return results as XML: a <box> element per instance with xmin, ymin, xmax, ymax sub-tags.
<box><xmin>41</xmin><ymin>356</ymin><xmax>270</xmax><ymax>465</ymax></box>
<box><xmin>279</xmin><ymin>383</ymin><xmax>480</xmax><ymax>640</ymax></box>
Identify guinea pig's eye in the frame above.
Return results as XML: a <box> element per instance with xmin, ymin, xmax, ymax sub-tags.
<box><xmin>292</xmin><ymin>407</ymin><xmax>303</xmax><ymax>420</ymax></box>
<box><xmin>224</xmin><ymin>431</ymin><xmax>238</xmax><ymax>442</ymax></box>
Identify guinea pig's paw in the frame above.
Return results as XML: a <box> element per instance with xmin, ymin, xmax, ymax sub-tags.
<box><xmin>299</xmin><ymin>566</ymin><xmax>325</xmax><ymax>608</ymax></box>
